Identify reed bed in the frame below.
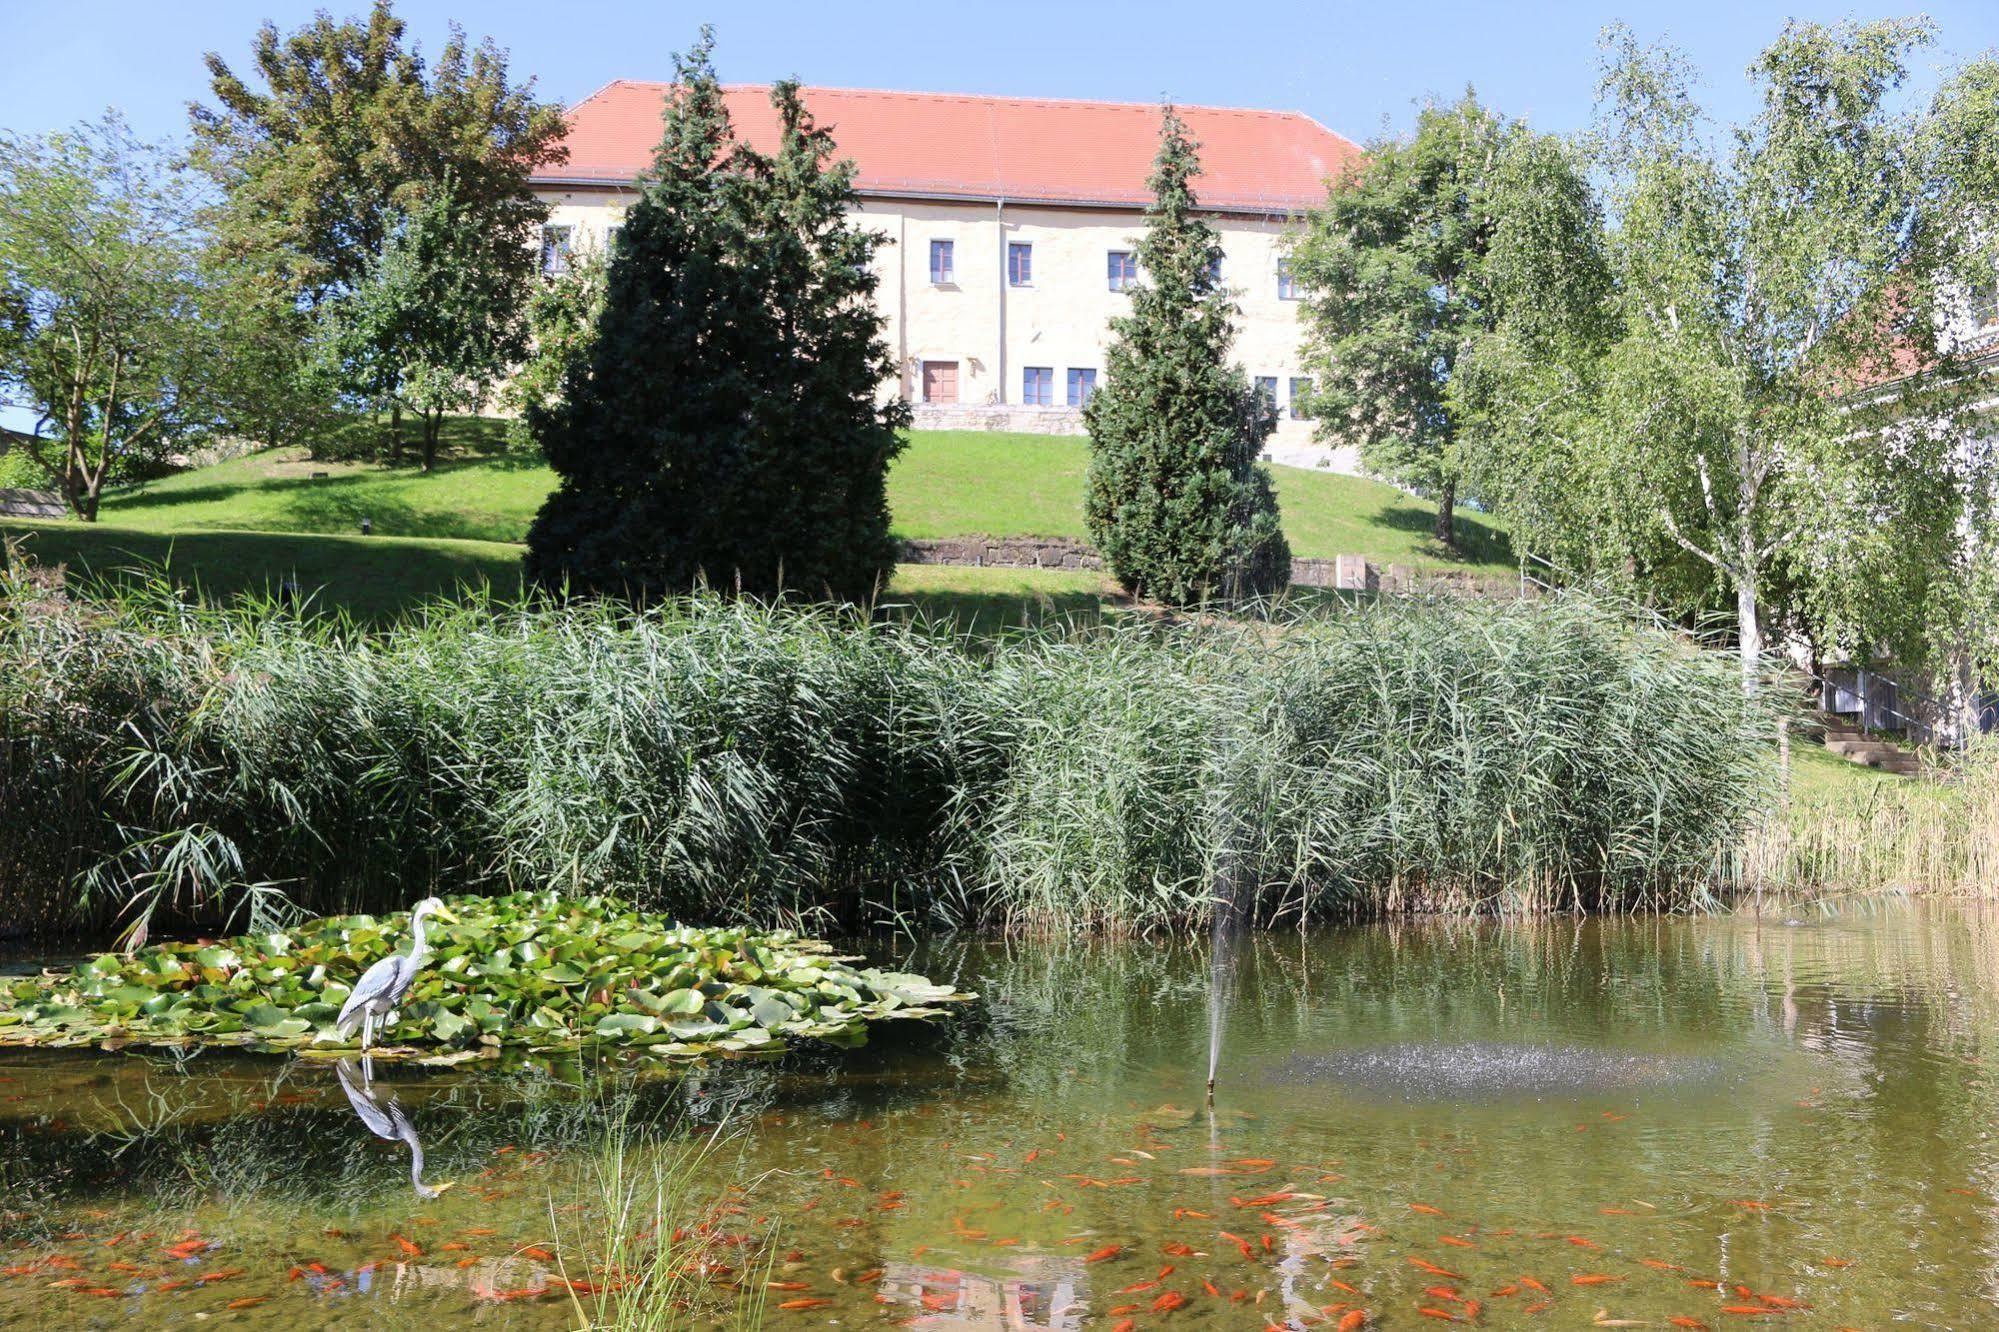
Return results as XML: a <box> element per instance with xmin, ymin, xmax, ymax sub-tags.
<box><xmin>0</xmin><ymin>563</ymin><xmax>1773</xmax><ymax>936</ymax></box>
<box><xmin>1744</xmin><ymin>743</ymin><xmax>1999</xmax><ymax>897</ymax></box>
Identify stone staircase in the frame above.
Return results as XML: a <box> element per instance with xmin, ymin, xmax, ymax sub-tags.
<box><xmin>1818</xmin><ymin>715</ymin><xmax>1923</xmax><ymax>776</ymax></box>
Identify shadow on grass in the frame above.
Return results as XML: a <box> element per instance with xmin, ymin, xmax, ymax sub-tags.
<box><xmin>3</xmin><ymin>523</ymin><xmax>524</xmax><ymax>627</ymax></box>
<box><xmin>104</xmin><ymin>469</ymin><xmax>541</xmax><ymax>544</ymax></box>
<box><xmin>1367</xmin><ymin>503</ymin><xmax>1515</xmax><ymax>567</ymax></box>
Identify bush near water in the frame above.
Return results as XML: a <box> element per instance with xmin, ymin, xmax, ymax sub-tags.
<box><xmin>0</xmin><ymin>892</ymin><xmax>969</xmax><ymax>1060</ymax></box>
<box><xmin>0</xmin><ymin>571</ymin><xmax>1773</xmax><ymax>934</ymax></box>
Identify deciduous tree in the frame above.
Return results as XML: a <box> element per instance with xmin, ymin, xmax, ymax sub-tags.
<box><xmin>1292</xmin><ymin>92</ymin><xmax>1607</xmax><ymax>554</ymax></box>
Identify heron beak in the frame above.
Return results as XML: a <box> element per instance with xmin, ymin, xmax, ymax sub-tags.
<box><xmin>432</xmin><ymin>904</ymin><xmax>461</xmax><ymax>925</ymax></box>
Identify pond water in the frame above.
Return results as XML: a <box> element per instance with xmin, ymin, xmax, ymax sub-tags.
<box><xmin>1</xmin><ymin>902</ymin><xmax>1996</xmax><ymax>1328</ymax></box>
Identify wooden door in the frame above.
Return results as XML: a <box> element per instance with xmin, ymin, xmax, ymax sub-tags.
<box><xmin>922</xmin><ymin>361</ymin><xmax>958</xmax><ymax>404</ymax></box>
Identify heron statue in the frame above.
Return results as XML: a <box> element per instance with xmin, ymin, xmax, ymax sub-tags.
<box><xmin>337</xmin><ymin>896</ymin><xmax>458</xmax><ymax>1052</ymax></box>
<box><xmin>335</xmin><ymin>1058</ymin><xmax>450</xmax><ymax>1199</ymax></box>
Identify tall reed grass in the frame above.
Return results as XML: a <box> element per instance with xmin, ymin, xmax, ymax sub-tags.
<box><xmin>0</xmin><ymin>562</ymin><xmax>1774</xmax><ymax>936</ymax></box>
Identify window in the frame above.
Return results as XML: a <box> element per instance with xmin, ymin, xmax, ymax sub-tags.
<box><xmin>1023</xmin><ymin>366</ymin><xmax>1055</xmax><ymax>407</ymax></box>
<box><xmin>1972</xmin><ymin>280</ymin><xmax>1999</xmax><ymax>330</ymax></box>
<box><xmin>1008</xmin><ymin>242</ymin><xmax>1033</xmax><ymax>287</ymax></box>
<box><xmin>1288</xmin><ymin>377</ymin><xmax>1313</xmax><ymax>420</ymax></box>
<box><xmin>1067</xmin><ymin>367</ymin><xmax>1098</xmax><ymax>407</ymax></box>
<box><xmin>929</xmin><ymin>239</ymin><xmax>955</xmax><ymax>285</ymax></box>
<box><xmin>1277</xmin><ymin>259</ymin><xmax>1298</xmax><ymax>300</ymax></box>
<box><xmin>1205</xmin><ymin>253</ymin><xmax>1223</xmax><ymax>286</ymax></box>
<box><xmin>1107</xmin><ymin>250</ymin><xmax>1138</xmax><ymax>292</ymax></box>
<box><xmin>1254</xmin><ymin>376</ymin><xmax>1278</xmax><ymax>409</ymax></box>
<box><xmin>605</xmin><ymin>225</ymin><xmax>622</xmax><ymax>253</ymax></box>
<box><xmin>540</xmin><ymin>224</ymin><xmax>573</xmax><ymax>276</ymax></box>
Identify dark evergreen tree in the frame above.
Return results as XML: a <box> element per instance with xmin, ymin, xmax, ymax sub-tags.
<box><xmin>525</xmin><ymin>32</ymin><xmax>907</xmax><ymax>602</ymax></box>
<box><xmin>1082</xmin><ymin>106</ymin><xmax>1289</xmax><ymax>605</ymax></box>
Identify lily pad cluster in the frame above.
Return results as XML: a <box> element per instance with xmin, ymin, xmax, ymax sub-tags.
<box><xmin>0</xmin><ymin>893</ymin><xmax>972</xmax><ymax>1063</ymax></box>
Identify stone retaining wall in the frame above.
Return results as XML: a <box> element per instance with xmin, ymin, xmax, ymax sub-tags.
<box><xmin>903</xmin><ymin>536</ymin><xmax>1528</xmax><ymax>598</ymax></box>
<box><xmin>0</xmin><ymin>489</ymin><xmax>65</xmax><ymax>519</ymax></box>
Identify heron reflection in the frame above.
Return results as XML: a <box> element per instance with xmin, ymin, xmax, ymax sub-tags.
<box><xmin>335</xmin><ymin>1057</ymin><xmax>452</xmax><ymax>1199</ymax></box>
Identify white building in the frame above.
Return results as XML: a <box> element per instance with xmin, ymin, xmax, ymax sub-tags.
<box><xmin>530</xmin><ymin>82</ymin><xmax>1364</xmax><ymax>470</ymax></box>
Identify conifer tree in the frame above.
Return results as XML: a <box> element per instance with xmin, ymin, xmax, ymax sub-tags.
<box><xmin>1083</xmin><ymin>106</ymin><xmax>1288</xmax><ymax>605</ymax></box>
<box><xmin>525</xmin><ymin>31</ymin><xmax>906</xmax><ymax>601</ymax></box>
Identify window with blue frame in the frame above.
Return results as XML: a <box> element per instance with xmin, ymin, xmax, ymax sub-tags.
<box><xmin>929</xmin><ymin>239</ymin><xmax>955</xmax><ymax>284</ymax></box>
<box><xmin>1277</xmin><ymin>259</ymin><xmax>1298</xmax><ymax>300</ymax></box>
<box><xmin>1254</xmin><ymin>376</ymin><xmax>1278</xmax><ymax>409</ymax></box>
<box><xmin>1067</xmin><ymin>368</ymin><xmax>1097</xmax><ymax>406</ymax></box>
<box><xmin>1288</xmin><ymin>377</ymin><xmax>1313</xmax><ymax>419</ymax></box>
<box><xmin>1205</xmin><ymin>253</ymin><xmax>1223</xmax><ymax>286</ymax></box>
<box><xmin>1107</xmin><ymin>250</ymin><xmax>1138</xmax><ymax>292</ymax></box>
<box><xmin>1008</xmin><ymin>242</ymin><xmax>1033</xmax><ymax>286</ymax></box>
<box><xmin>1023</xmin><ymin>366</ymin><xmax>1054</xmax><ymax>406</ymax></box>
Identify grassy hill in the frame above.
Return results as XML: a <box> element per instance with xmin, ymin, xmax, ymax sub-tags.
<box><xmin>87</xmin><ymin>426</ymin><xmax>1514</xmax><ymax>571</ymax></box>
<box><xmin>7</xmin><ymin>422</ymin><xmax>1512</xmax><ymax>630</ymax></box>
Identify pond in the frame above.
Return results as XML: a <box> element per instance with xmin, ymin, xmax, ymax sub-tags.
<box><xmin>0</xmin><ymin>902</ymin><xmax>1995</xmax><ymax>1328</ymax></box>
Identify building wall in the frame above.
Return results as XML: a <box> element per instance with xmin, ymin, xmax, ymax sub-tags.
<box><xmin>536</xmin><ymin>187</ymin><xmax>1357</xmax><ymax>472</ymax></box>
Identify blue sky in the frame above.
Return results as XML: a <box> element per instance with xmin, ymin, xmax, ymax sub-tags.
<box><xmin>5</xmin><ymin>1</ymin><xmax>1999</xmax><ymax>148</ymax></box>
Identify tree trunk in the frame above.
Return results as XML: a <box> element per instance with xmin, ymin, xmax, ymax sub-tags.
<box><xmin>1433</xmin><ymin>477</ymin><xmax>1457</xmax><ymax>553</ymax></box>
<box><xmin>388</xmin><ymin>403</ymin><xmax>404</xmax><ymax>464</ymax></box>
<box><xmin>421</xmin><ymin>411</ymin><xmax>440</xmax><ymax>473</ymax></box>
<box><xmin>1736</xmin><ymin>575</ymin><xmax>1762</xmax><ymax>692</ymax></box>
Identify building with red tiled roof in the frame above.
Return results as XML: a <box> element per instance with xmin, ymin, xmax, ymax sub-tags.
<box><xmin>531</xmin><ymin>83</ymin><xmax>1364</xmax><ymax>466</ymax></box>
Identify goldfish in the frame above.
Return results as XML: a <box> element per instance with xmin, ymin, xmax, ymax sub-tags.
<box><xmin>1418</xmin><ymin>1309</ymin><xmax>1461</xmax><ymax>1322</ymax></box>
<box><xmin>1113</xmin><ymin>1322</ymin><xmax>1136</xmax><ymax>1332</ymax></box>
<box><xmin>1572</xmin><ymin>1274</ymin><xmax>1623</xmax><ymax>1286</ymax></box>
<box><xmin>390</xmin><ymin>1235</ymin><xmax>423</xmax><ymax>1258</ymax></box>
<box><xmin>519</xmin><ymin>1245</ymin><xmax>555</xmax><ymax>1261</ymax></box>
<box><xmin>1668</xmin><ymin>1320</ymin><xmax>1711</xmax><ymax>1330</ymax></box>
<box><xmin>1408</xmin><ymin>1259</ymin><xmax>1464</xmax><ymax>1279</ymax></box>
<box><xmin>766</xmin><ymin>1281</ymin><xmax>810</xmax><ymax>1291</ymax></box>
<box><xmin>225</xmin><ymin>1297</ymin><xmax>267</xmax><ymax>1310</ymax></box>
<box><xmin>776</xmin><ymin>1297</ymin><xmax>834</xmax><ymax>1310</ymax></box>
<box><xmin>1151</xmin><ymin>1290</ymin><xmax>1189</xmax><ymax>1312</ymax></box>
<box><xmin>1410</xmin><ymin>1203</ymin><xmax>1446</xmax><ymax>1216</ymax></box>
<box><xmin>1337</xmin><ymin>1313</ymin><xmax>1369</xmax><ymax>1331</ymax></box>
<box><xmin>1083</xmin><ymin>1245</ymin><xmax>1122</xmax><ymax>1263</ymax></box>
<box><xmin>1438</xmin><ymin>1236</ymin><xmax>1476</xmax><ymax>1248</ymax></box>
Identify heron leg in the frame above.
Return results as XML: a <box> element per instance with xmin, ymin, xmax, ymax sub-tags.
<box><xmin>361</xmin><ymin>1009</ymin><xmax>374</xmax><ymax>1051</ymax></box>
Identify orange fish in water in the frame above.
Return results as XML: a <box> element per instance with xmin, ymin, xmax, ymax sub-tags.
<box><xmin>776</xmin><ymin>1297</ymin><xmax>834</xmax><ymax>1310</ymax></box>
<box><xmin>1163</xmin><ymin>1242</ymin><xmax>1196</xmax><ymax>1257</ymax></box>
<box><xmin>1113</xmin><ymin>1322</ymin><xmax>1137</xmax><ymax>1332</ymax></box>
<box><xmin>1116</xmin><ymin>1281</ymin><xmax>1159</xmax><ymax>1295</ymax></box>
<box><xmin>1524</xmin><ymin>1301</ymin><xmax>1553</xmax><ymax>1314</ymax></box>
<box><xmin>1219</xmin><ymin>1231</ymin><xmax>1255</xmax><ymax>1260</ymax></box>
<box><xmin>519</xmin><ymin>1246</ymin><xmax>555</xmax><ymax>1262</ymax></box>
<box><xmin>1175</xmin><ymin>1209</ymin><xmax>1212</xmax><ymax>1221</ymax></box>
<box><xmin>766</xmin><ymin>1281</ymin><xmax>811</xmax><ymax>1291</ymax></box>
<box><xmin>1566</xmin><ymin>1236</ymin><xmax>1599</xmax><ymax>1248</ymax></box>
<box><xmin>1729</xmin><ymin>1200</ymin><xmax>1772</xmax><ymax>1211</ymax></box>
<box><xmin>1572</xmin><ymin>1274</ymin><xmax>1623</xmax><ymax>1286</ymax></box>
<box><xmin>1418</xmin><ymin>1309</ymin><xmax>1461</xmax><ymax>1322</ymax></box>
<box><xmin>1519</xmin><ymin>1276</ymin><xmax>1549</xmax><ymax>1294</ymax></box>
<box><xmin>1719</xmin><ymin>1307</ymin><xmax>1783</xmax><ymax>1317</ymax></box>
<box><xmin>1408</xmin><ymin>1259</ymin><xmax>1464</xmax><ymax>1279</ymax></box>
<box><xmin>1640</xmin><ymin>1259</ymin><xmax>1682</xmax><ymax>1272</ymax></box>
<box><xmin>1438</xmin><ymin>1236</ymin><xmax>1476</xmax><ymax>1248</ymax></box>
<box><xmin>1151</xmin><ymin>1290</ymin><xmax>1189</xmax><ymax>1313</ymax></box>
<box><xmin>1083</xmin><ymin>1245</ymin><xmax>1122</xmax><ymax>1263</ymax></box>
<box><xmin>1755</xmin><ymin>1295</ymin><xmax>1809</xmax><ymax>1311</ymax></box>
<box><xmin>1668</xmin><ymin>1320</ymin><xmax>1711</xmax><ymax>1330</ymax></box>
<box><xmin>1203</xmin><ymin>1279</ymin><xmax>1222</xmax><ymax>1297</ymax></box>
<box><xmin>1337</xmin><ymin>1312</ymin><xmax>1369</xmax><ymax>1331</ymax></box>
<box><xmin>1820</xmin><ymin>1257</ymin><xmax>1854</xmax><ymax>1269</ymax></box>
<box><xmin>225</xmin><ymin>1297</ymin><xmax>267</xmax><ymax>1310</ymax></box>
<box><xmin>1235</xmin><ymin>1192</ymin><xmax>1296</xmax><ymax>1208</ymax></box>
<box><xmin>1328</xmin><ymin>1279</ymin><xmax>1360</xmax><ymax>1295</ymax></box>
<box><xmin>391</xmin><ymin>1235</ymin><xmax>423</xmax><ymax>1258</ymax></box>
<box><xmin>1410</xmin><ymin>1204</ymin><xmax>1446</xmax><ymax>1216</ymax></box>
<box><xmin>198</xmin><ymin>1268</ymin><xmax>245</xmax><ymax>1284</ymax></box>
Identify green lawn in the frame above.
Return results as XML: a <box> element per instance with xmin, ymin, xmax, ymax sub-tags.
<box><xmin>93</xmin><ymin>426</ymin><xmax>1514</xmax><ymax>572</ymax></box>
<box><xmin>9</xmin><ymin>421</ymin><xmax>1512</xmax><ymax>627</ymax></box>
<box><xmin>3</xmin><ymin>520</ymin><xmax>1121</xmax><ymax>630</ymax></box>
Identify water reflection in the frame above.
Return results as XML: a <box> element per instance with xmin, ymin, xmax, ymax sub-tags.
<box><xmin>334</xmin><ymin>1058</ymin><xmax>449</xmax><ymax>1200</ymax></box>
<box><xmin>0</xmin><ymin>903</ymin><xmax>1995</xmax><ymax>1327</ymax></box>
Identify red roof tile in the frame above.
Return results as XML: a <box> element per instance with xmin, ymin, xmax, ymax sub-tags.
<box><xmin>534</xmin><ymin>81</ymin><xmax>1360</xmax><ymax>214</ymax></box>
